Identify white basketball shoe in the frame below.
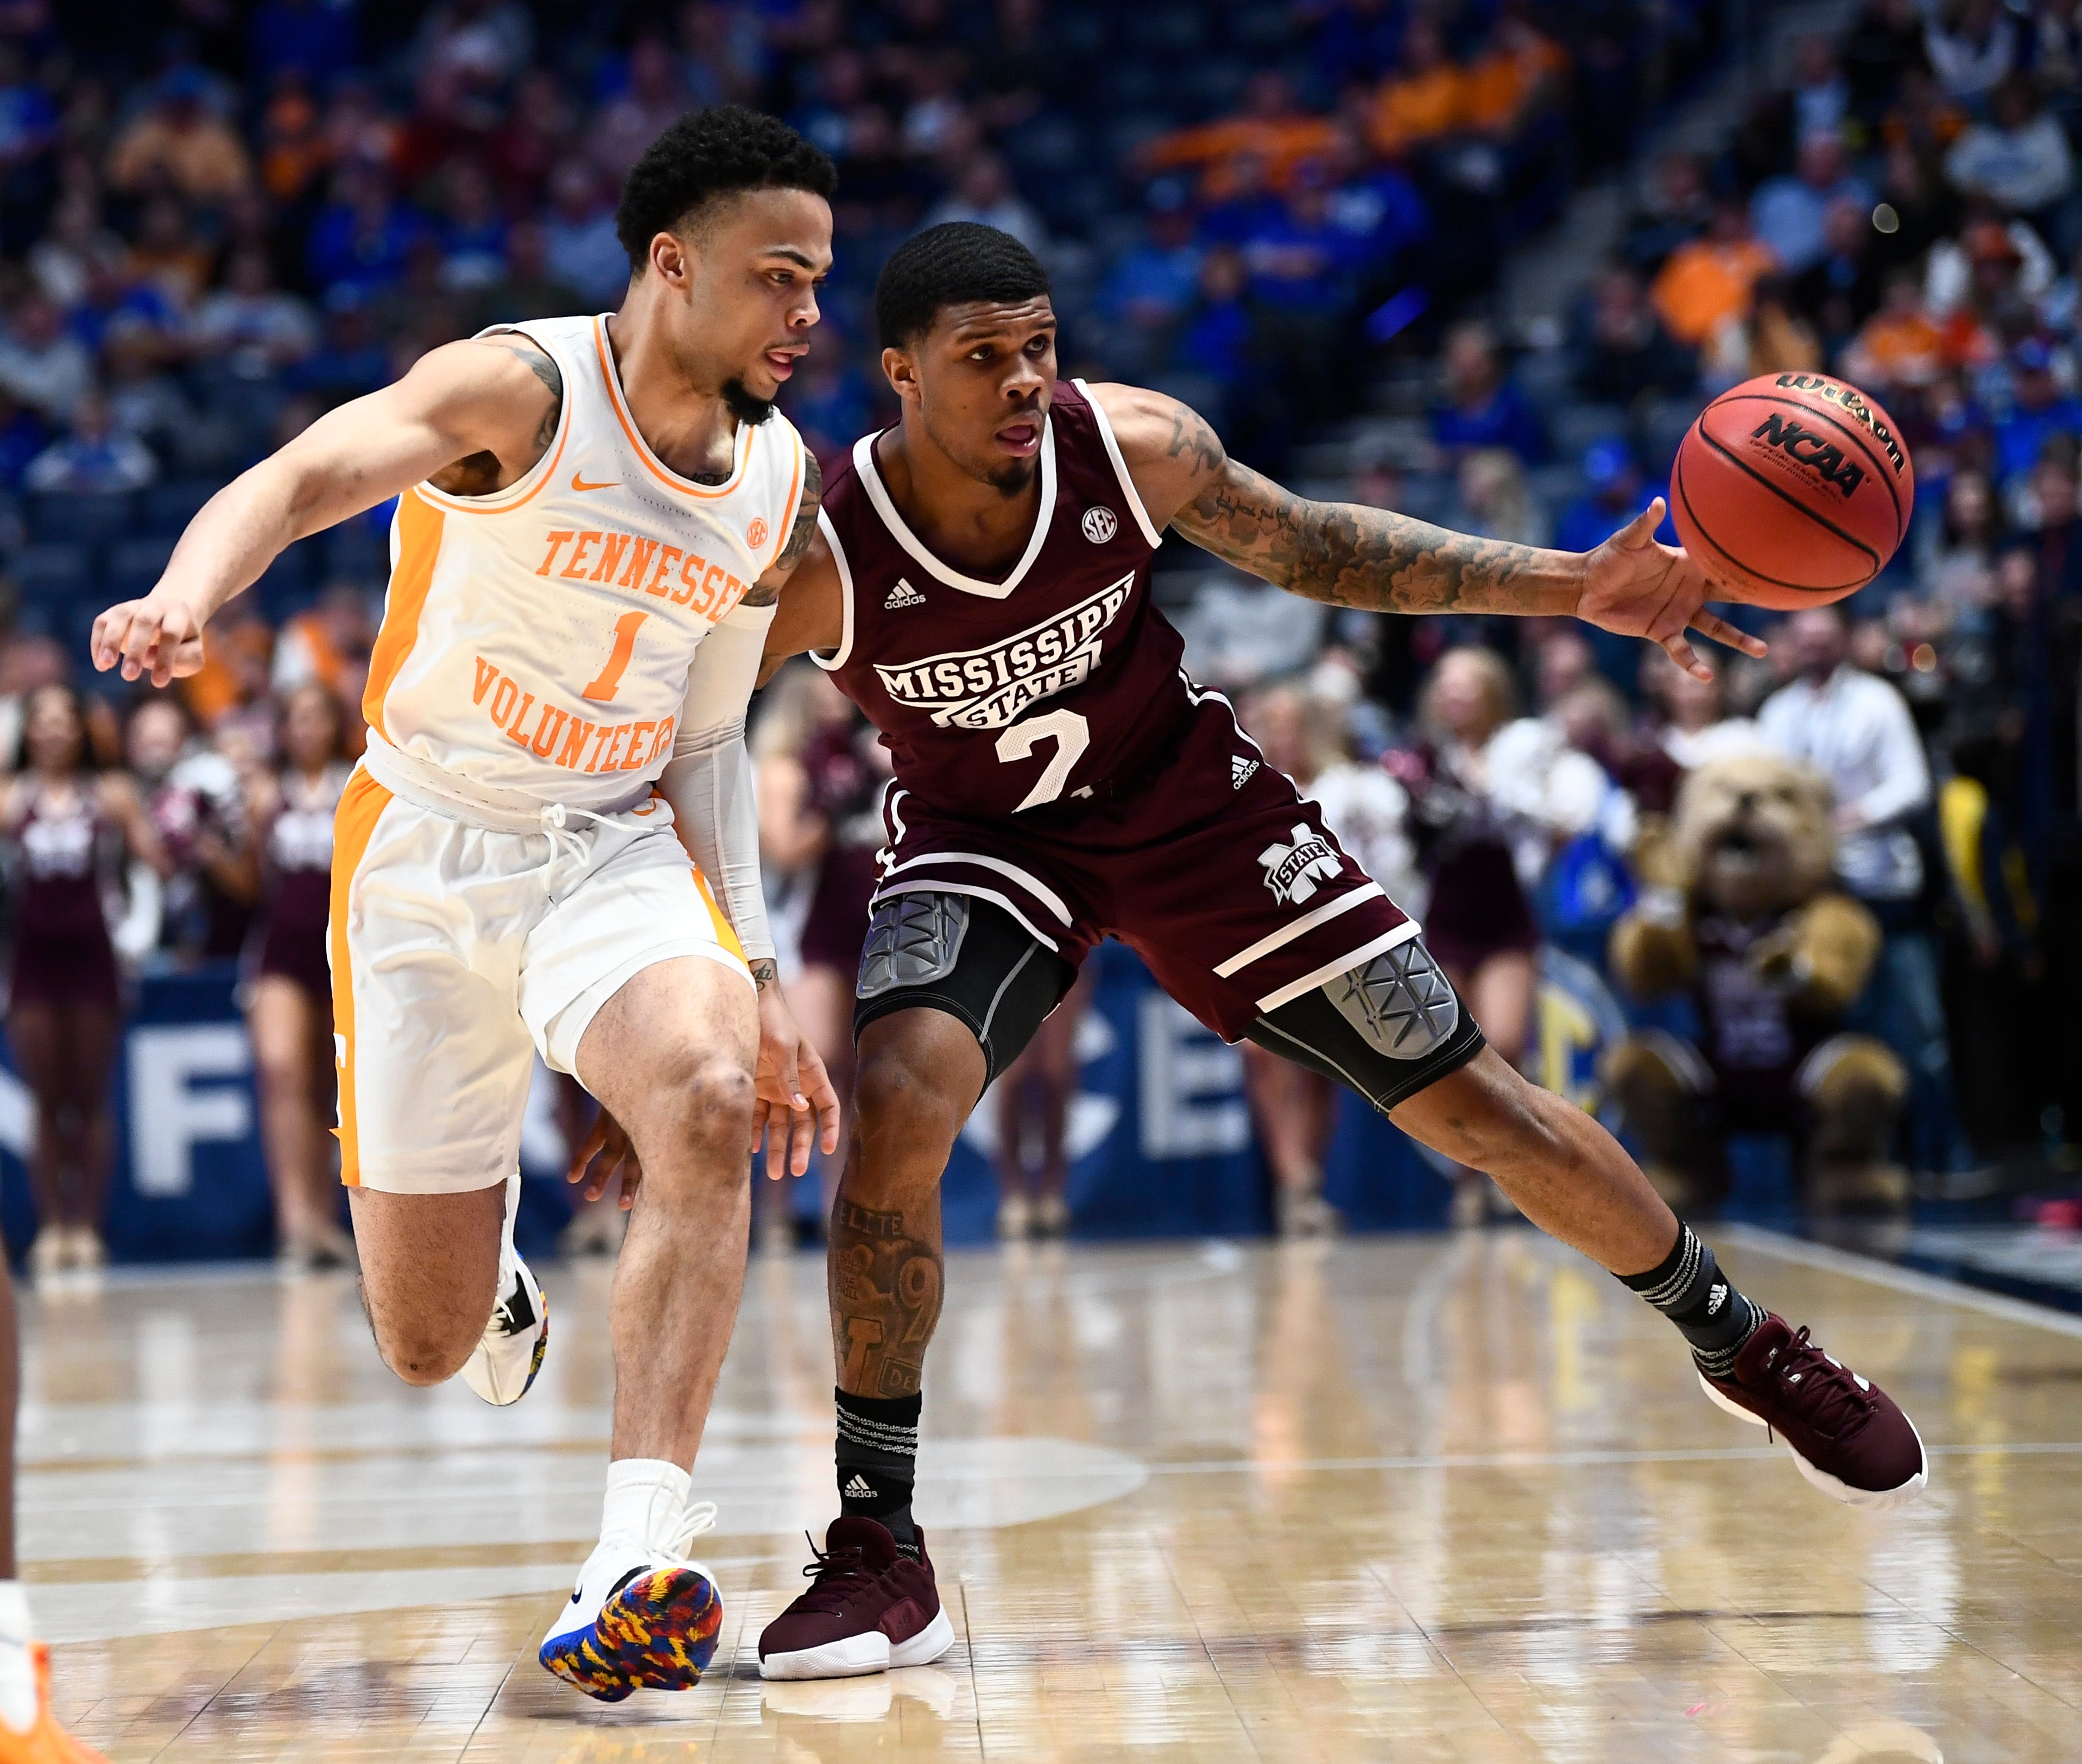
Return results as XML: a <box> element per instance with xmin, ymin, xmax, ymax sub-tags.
<box><xmin>540</xmin><ymin>1498</ymin><xmax>725</xmax><ymax>1700</ymax></box>
<box><xmin>462</xmin><ymin>1174</ymin><xmax>548</xmax><ymax>1406</ymax></box>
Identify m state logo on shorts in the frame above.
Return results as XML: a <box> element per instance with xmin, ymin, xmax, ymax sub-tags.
<box><xmin>1081</xmin><ymin>505</ymin><xmax>1118</xmax><ymax>543</ymax></box>
<box><xmin>1258</xmin><ymin>822</ymin><xmax>1341</xmax><ymax>906</ymax></box>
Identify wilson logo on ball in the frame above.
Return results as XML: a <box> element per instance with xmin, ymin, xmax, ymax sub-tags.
<box><xmin>1749</xmin><ymin>413</ymin><xmax>1867</xmax><ymax>498</ymax></box>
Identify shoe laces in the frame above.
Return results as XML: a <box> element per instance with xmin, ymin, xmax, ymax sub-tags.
<box><xmin>792</xmin><ymin>1532</ymin><xmax>881</xmax><ymax>1615</ymax></box>
<box><xmin>655</xmin><ymin>1500</ymin><xmax>718</xmax><ymax>1569</ymax></box>
<box><xmin>1763</xmin><ymin>1325</ymin><xmax>1873</xmax><ymax>1436</ymax></box>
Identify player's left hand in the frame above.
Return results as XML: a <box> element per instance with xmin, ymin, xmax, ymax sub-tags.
<box><xmin>568</xmin><ymin>1109</ymin><xmax>642</xmax><ymax>1209</ymax></box>
<box><xmin>754</xmin><ymin>985</ymin><xmax>843</xmax><ymax>1181</ymax></box>
<box><xmin>1574</xmin><ymin>498</ymin><xmax>1769</xmax><ymax>681</ymax></box>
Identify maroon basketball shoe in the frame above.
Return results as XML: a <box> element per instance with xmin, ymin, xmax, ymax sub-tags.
<box><xmin>1699</xmin><ymin>1313</ymin><xmax>1928</xmax><ymax>1509</ymax></box>
<box><xmin>758</xmin><ymin>1518</ymin><xmax>955</xmax><ymax>1680</ymax></box>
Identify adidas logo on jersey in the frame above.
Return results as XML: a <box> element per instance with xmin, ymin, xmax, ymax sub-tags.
<box><xmin>843</xmin><ymin>1474</ymin><xmax>878</xmax><ymax>1500</ymax></box>
<box><xmin>1231</xmin><ymin>756</ymin><xmax>1259</xmax><ymax>789</ymax></box>
<box><xmin>884</xmin><ymin>579</ymin><xmax>927</xmax><ymax>610</ymax></box>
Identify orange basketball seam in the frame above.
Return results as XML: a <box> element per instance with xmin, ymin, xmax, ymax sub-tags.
<box><xmin>1693</xmin><ymin>425</ymin><xmax>1882</xmax><ymax>574</ymax></box>
<box><xmin>1675</xmin><ymin>445</ymin><xmax>1869</xmax><ymax>595</ymax></box>
<box><xmin>1705</xmin><ymin>394</ymin><xmax>1906</xmax><ymax>538</ymax></box>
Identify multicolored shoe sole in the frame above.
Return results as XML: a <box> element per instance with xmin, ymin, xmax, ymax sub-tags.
<box><xmin>539</xmin><ymin>1566</ymin><xmax>724</xmax><ymax>1702</ymax></box>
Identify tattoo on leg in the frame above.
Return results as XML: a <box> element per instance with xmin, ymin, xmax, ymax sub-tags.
<box><xmin>830</xmin><ymin>1197</ymin><xmax>943</xmax><ymax>1399</ymax></box>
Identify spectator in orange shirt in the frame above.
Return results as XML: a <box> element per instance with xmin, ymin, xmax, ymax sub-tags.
<box><xmin>1649</xmin><ymin>198</ymin><xmax>1777</xmax><ymax>346</ymax></box>
<box><xmin>1461</xmin><ymin>8</ymin><xmax>1568</xmax><ymax>137</ymax></box>
<box><xmin>1843</xmin><ymin>267</ymin><xmax>1948</xmax><ymax>392</ymax></box>
<box><xmin>1369</xmin><ymin>18</ymin><xmax>1468</xmax><ymax>158</ymax></box>
<box><xmin>1142</xmin><ymin>72</ymin><xmax>1338</xmax><ymax>203</ymax></box>
<box><xmin>105</xmin><ymin>69</ymin><xmax>253</xmax><ymax>206</ymax></box>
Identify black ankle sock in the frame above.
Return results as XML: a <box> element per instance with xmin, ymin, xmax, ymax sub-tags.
<box><xmin>1618</xmin><ymin>1223</ymin><xmax>1762</xmax><ymax>1379</ymax></box>
<box><xmin>835</xmin><ymin>1386</ymin><xmax>921</xmax><ymax>1559</ymax></box>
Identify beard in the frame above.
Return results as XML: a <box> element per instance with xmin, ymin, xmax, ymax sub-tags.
<box><xmin>985</xmin><ymin>456</ymin><xmax>1037</xmax><ymax>497</ymax></box>
<box><xmin>722</xmin><ymin>376</ymin><xmax>777</xmax><ymax>426</ymax></box>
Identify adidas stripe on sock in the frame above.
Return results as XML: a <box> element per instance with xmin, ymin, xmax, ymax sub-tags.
<box><xmin>835</xmin><ymin>1386</ymin><xmax>921</xmax><ymax>1558</ymax></box>
<box><xmin>1617</xmin><ymin>1223</ymin><xmax>1762</xmax><ymax>1379</ymax></box>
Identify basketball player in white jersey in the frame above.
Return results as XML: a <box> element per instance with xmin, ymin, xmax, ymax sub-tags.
<box><xmin>90</xmin><ymin>109</ymin><xmax>841</xmax><ymax>1702</ymax></box>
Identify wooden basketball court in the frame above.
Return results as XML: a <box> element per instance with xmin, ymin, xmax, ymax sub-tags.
<box><xmin>27</xmin><ymin>1228</ymin><xmax>2081</xmax><ymax>1761</ymax></box>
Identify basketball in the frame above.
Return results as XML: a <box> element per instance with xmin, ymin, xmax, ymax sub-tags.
<box><xmin>1670</xmin><ymin>372</ymin><xmax>1915</xmax><ymax>610</ymax></box>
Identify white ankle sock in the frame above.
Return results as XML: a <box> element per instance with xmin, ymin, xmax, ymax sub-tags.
<box><xmin>0</xmin><ymin>1580</ymin><xmax>36</xmax><ymax>1734</ymax></box>
<box><xmin>600</xmin><ymin>1458</ymin><xmax>691</xmax><ymax>1553</ymax></box>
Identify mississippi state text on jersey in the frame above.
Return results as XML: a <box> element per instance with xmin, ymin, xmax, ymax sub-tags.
<box><xmin>812</xmin><ymin>377</ymin><xmax>1192</xmax><ymax>816</ymax></box>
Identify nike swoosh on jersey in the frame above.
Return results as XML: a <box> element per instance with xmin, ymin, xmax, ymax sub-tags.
<box><xmin>572</xmin><ymin>472</ymin><xmax>621</xmax><ymax>491</ymax></box>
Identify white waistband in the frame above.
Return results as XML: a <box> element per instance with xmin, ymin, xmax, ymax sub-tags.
<box><xmin>358</xmin><ymin>732</ymin><xmax>650</xmax><ymax>836</ymax></box>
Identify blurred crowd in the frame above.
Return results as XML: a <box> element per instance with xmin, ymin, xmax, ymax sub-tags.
<box><xmin>0</xmin><ymin>0</ymin><xmax>2077</xmax><ymax>1262</ymax></box>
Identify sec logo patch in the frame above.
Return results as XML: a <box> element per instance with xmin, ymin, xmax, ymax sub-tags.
<box><xmin>1081</xmin><ymin>505</ymin><xmax>1118</xmax><ymax>544</ymax></box>
<box><xmin>747</xmin><ymin>516</ymin><xmax>769</xmax><ymax>551</ymax></box>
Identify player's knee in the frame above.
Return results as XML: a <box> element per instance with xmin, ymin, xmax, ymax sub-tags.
<box><xmin>364</xmin><ymin>1301</ymin><xmax>477</xmax><ymax>1387</ymax></box>
<box><xmin>852</xmin><ymin>1047</ymin><xmax>964</xmax><ymax>1179</ymax></box>
<box><xmin>650</xmin><ymin>1051</ymin><xmax>757</xmax><ymax>1159</ymax></box>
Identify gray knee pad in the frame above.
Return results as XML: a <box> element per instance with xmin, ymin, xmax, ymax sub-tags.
<box><xmin>1328</xmin><ymin>935</ymin><xmax>1460</xmax><ymax>1059</ymax></box>
<box><xmin>857</xmin><ymin>892</ymin><xmax>972</xmax><ymax>1000</ymax></box>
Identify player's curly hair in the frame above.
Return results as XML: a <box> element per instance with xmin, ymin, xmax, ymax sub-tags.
<box><xmin>875</xmin><ymin>223</ymin><xmax>1051</xmax><ymax>349</ymax></box>
<box><xmin>616</xmin><ymin>105</ymin><xmax>836</xmax><ymax>270</ymax></box>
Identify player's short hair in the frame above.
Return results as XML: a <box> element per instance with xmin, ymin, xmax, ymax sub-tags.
<box><xmin>616</xmin><ymin>105</ymin><xmax>836</xmax><ymax>270</ymax></box>
<box><xmin>875</xmin><ymin>223</ymin><xmax>1052</xmax><ymax>350</ymax></box>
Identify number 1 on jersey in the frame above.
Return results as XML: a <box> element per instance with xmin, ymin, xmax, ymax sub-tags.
<box><xmin>582</xmin><ymin>610</ymin><xmax>647</xmax><ymax>703</ymax></box>
<box><xmin>996</xmin><ymin>707</ymin><xmax>1090</xmax><ymax>811</ymax></box>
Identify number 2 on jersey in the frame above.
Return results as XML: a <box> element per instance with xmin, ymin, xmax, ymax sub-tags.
<box><xmin>996</xmin><ymin>707</ymin><xmax>1090</xmax><ymax>811</ymax></box>
<box><xmin>582</xmin><ymin>610</ymin><xmax>647</xmax><ymax>703</ymax></box>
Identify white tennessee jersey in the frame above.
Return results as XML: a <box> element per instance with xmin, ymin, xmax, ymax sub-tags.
<box><xmin>362</xmin><ymin>312</ymin><xmax>808</xmax><ymax>811</ymax></box>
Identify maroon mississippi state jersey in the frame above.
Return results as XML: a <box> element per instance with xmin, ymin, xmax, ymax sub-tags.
<box><xmin>812</xmin><ymin>378</ymin><xmax>1194</xmax><ymax>818</ymax></box>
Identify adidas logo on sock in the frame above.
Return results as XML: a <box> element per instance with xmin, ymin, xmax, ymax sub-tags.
<box><xmin>1707</xmin><ymin>1282</ymin><xmax>1727</xmax><ymax>1316</ymax></box>
<box><xmin>1231</xmin><ymin>755</ymin><xmax>1259</xmax><ymax>789</ymax></box>
<box><xmin>884</xmin><ymin>579</ymin><xmax>926</xmax><ymax>609</ymax></box>
<box><xmin>843</xmin><ymin>1474</ymin><xmax>877</xmax><ymax>1500</ymax></box>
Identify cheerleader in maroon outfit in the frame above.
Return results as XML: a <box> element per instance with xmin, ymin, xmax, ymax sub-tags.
<box><xmin>2</xmin><ymin>684</ymin><xmax>165</xmax><ymax>1275</ymax></box>
<box><xmin>243</xmin><ymin>683</ymin><xmax>356</xmax><ymax>1269</ymax></box>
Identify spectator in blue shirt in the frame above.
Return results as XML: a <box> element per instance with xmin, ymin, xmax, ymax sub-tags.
<box><xmin>541</xmin><ymin>162</ymin><xmax>629</xmax><ymax>308</ymax></box>
<box><xmin>1553</xmin><ymin>439</ymin><xmax>1676</xmax><ymax>553</ymax></box>
<box><xmin>1750</xmin><ymin>129</ymin><xmax>1871</xmax><ymax>277</ymax></box>
<box><xmin>1173</xmin><ymin>244</ymin><xmax>1258</xmax><ymax>426</ymax></box>
<box><xmin>1320</xmin><ymin>130</ymin><xmax>1429</xmax><ymax>281</ymax></box>
<box><xmin>24</xmin><ymin>389</ymin><xmax>158</xmax><ymax>494</ymax></box>
<box><xmin>1199</xmin><ymin>152</ymin><xmax>1290</xmax><ymax>251</ymax></box>
<box><xmin>1993</xmin><ymin>339</ymin><xmax>2082</xmax><ymax>486</ymax></box>
<box><xmin>1241</xmin><ymin>179</ymin><xmax>1356</xmax><ymax>312</ymax></box>
<box><xmin>438</xmin><ymin>159</ymin><xmax>509</xmax><ymax>290</ymax></box>
<box><xmin>65</xmin><ymin>249</ymin><xmax>178</xmax><ymax>358</ymax></box>
<box><xmin>306</xmin><ymin>162</ymin><xmax>426</xmax><ymax>296</ymax></box>
<box><xmin>284</xmin><ymin>287</ymin><xmax>390</xmax><ymax>405</ymax></box>
<box><xmin>1431</xmin><ymin>320</ymin><xmax>1546</xmax><ymax>463</ymax></box>
<box><xmin>1096</xmin><ymin>193</ymin><xmax>1204</xmax><ymax>374</ymax></box>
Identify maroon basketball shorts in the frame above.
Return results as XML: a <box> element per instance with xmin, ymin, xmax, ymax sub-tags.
<box><xmin>853</xmin><ymin>693</ymin><xmax>1485</xmax><ymax>1109</ymax></box>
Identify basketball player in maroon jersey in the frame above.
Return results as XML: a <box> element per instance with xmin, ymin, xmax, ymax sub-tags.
<box><xmin>580</xmin><ymin>224</ymin><xmax>1928</xmax><ymax>1680</ymax></box>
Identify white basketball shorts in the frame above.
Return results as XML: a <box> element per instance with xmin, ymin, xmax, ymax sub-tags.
<box><xmin>330</xmin><ymin>767</ymin><xmax>750</xmax><ymax>1194</ymax></box>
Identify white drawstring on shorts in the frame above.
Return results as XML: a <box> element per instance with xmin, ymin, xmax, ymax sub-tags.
<box><xmin>359</xmin><ymin>730</ymin><xmax>651</xmax><ymax>899</ymax></box>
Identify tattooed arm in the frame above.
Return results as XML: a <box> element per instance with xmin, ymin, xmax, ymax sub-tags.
<box><xmin>1091</xmin><ymin>382</ymin><xmax>1765</xmax><ymax>680</ymax></box>
<box><xmin>743</xmin><ymin>447</ymin><xmax>822</xmax><ymax>608</ymax></box>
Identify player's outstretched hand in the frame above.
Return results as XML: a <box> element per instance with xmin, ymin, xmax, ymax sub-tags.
<box><xmin>568</xmin><ymin>1108</ymin><xmax>643</xmax><ymax>1209</ymax></box>
<box><xmin>92</xmin><ymin>592</ymin><xmax>207</xmax><ymax>686</ymax></box>
<box><xmin>754</xmin><ymin>985</ymin><xmax>843</xmax><ymax>1182</ymax></box>
<box><xmin>1574</xmin><ymin>498</ymin><xmax>1768</xmax><ymax>682</ymax></box>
